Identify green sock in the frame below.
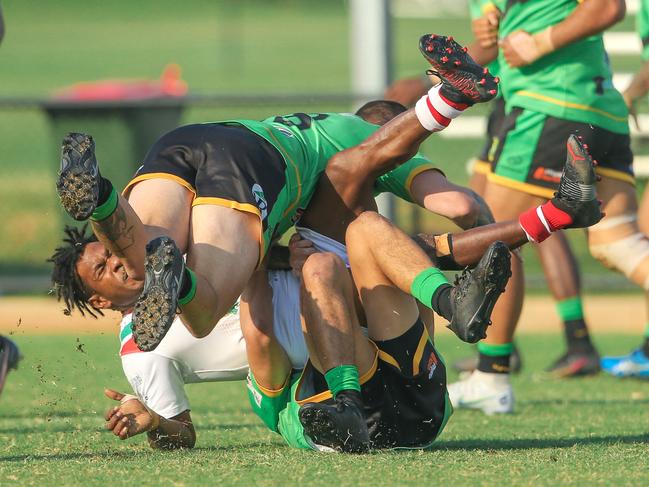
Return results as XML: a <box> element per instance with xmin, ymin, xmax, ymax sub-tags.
<box><xmin>555</xmin><ymin>297</ymin><xmax>584</xmax><ymax>321</ymax></box>
<box><xmin>477</xmin><ymin>342</ymin><xmax>514</xmax><ymax>356</ymax></box>
<box><xmin>178</xmin><ymin>268</ymin><xmax>197</xmax><ymax>306</ymax></box>
<box><xmin>410</xmin><ymin>268</ymin><xmax>449</xmax><ymax>309</ymax></box>
<box><xmin>324</xmin><ymin>365</ymin><xmax>360</xmax><ymax>398</ymax></box>
<box><xmin>90</xmin><ymin>187</ymin><xmax>118</xmax><ymax>222</ymax></box>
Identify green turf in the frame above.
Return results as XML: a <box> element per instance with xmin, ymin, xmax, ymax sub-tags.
<box><xmin>0</xmin><ymin>333</ymin><xmax>647</xmax><ymax>485</ymax></box>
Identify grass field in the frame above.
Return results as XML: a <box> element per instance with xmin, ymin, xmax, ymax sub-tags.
<box><xmin>0</xmin><ymin>332</ymin><xmax>647</xmax><ymax>485</ymax></box>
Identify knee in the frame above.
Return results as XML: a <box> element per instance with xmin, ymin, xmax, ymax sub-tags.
<box><xmin>301</xmin><ymin>252</ymin><xmax>346</xmax><ymax>289</ymax></box>
<box><xmin>346</xmin><ymin>211</ymin><xmax>385</xmax><ymax>244</ymax></box>
<box><xmin>588</xmin><ymin>214</ymin><xmax>649</xmax><ymax>290</ymax></box>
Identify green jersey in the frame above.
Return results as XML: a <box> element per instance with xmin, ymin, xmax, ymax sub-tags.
<box><xmin>494</xmin><ymin>0</ymin><xmax>628</xmax><ymax>134</ymax></box>
<box><xmin>234</xmin><ymin>113</ymin><xmax>436</xmax><ymax>253</ymax></box>
<box><xmin>638</xmin><ymin>0</ymin><xmax>649</xmax><ymax>60</ymax></box>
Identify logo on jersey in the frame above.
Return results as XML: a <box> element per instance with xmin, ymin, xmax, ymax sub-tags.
<box><xmin>533</xmin><ymin>167</ymin><xmax>561</xmax><ymax>184</ymax></box>
<box><xmin>228</xmin><ymin>300</ymin><xmax>240</xmax><ymax>316</ymax></box>
<box><xmin>427</xmin><ymin>351</ymin><xmax>439</xmax><ymax>379</ymax></box>
<box><xmin>252</xmin><ymin>183</ymin><xmax>268</xmax><ymax>221</ymax></box>
<box><xmin>275</xmin><ymin>126</ymin><xmax>295</xmax><ymax>138</ymax></box>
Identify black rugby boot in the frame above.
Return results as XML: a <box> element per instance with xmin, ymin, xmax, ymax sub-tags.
<box><xmin>447</xmin><ymin>241</ymin><xmax>512</xmax><ymax>343</ymax></box>
<box><xmin>551</xmin><ymin>134</ymin><xmax>602</xmax><ymax>228</ymax></box>
<box><xmin>298</xmin><ymin>390</ymin><xmax>370</xmax><ymax>454</ymax></box>
<box><xmin>132</xmin><ymin>236</ymin><xmax>185</xmax><ymax>352</ymax></box>
<box><xmin>57</xmin><ymin>133</ymin><xmax>100</xmax><ymax>221</ymax></box>
<box><xmin>419</xmin><ymin>34</ymin><xmax>499</xmax><ymax>106</ymax></box>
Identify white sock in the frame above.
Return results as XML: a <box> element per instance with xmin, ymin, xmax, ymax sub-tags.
<box><xmin>414</xmin><ymin>84</ymin><xmax>468</xmax><ymax>132</ymax></box>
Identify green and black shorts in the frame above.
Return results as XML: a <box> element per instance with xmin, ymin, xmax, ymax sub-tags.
<box><xmin>123</xmin><ymin>122</ymin><xmax>288</xmax><ymax>256</ymax></box>
<box><xmin>275</xmin><ymin>319</ymin><xmax>453</xmax><ymax>451</ymax></box>
<box><xmin>486</xmin><ymin>108</ymin><xmax>634</xmax><ymax>198</ymax></box>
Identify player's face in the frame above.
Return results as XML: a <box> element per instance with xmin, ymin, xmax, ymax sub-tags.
<box><xmin>76</xmin><ymin>242</ymin><xmax>143</xmax><ymax>309</ymax></box>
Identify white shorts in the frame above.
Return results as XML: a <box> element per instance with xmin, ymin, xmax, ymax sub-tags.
<box><xmin>268</xmin><ymin>270</ymin><xmax>308</xmax><ymax>369</ymax></box>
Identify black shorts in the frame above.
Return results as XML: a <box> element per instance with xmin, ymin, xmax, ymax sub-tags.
<box><xmin>488</xmin><ymin>108</ymin><xmax>634</xmax><ymax>198</ymax></box>
<box><xmin>296</xmin><ymin>319</ymin><xmax>450</xmax><ymax>450</ymax></box>
<box><xmin>123</xmin><ymin>122</ymin><xmax>287</xmax><ymax>239</ymax></box>
<box><xmin>476</xmin><ymin>96</ymin><xmax>506</xmax><ymax>168</ymax></box>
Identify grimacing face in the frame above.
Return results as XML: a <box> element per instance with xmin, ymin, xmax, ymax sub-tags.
<box><xmin>75</xmin><ymin>241</ymin><xmax>143</xmax><ymax>310</ymax></box>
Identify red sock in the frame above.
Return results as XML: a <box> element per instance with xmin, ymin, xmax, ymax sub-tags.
<box><xmin>519</xmin><ymin>201</ymin><xmax>573</xmax><ymax>243</ymax></box>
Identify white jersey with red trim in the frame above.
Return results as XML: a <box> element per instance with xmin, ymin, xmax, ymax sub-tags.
<box><xmin>119</xmin><ymin>270</ymin><xmax>307</xmax><ymax>419</ymax></box>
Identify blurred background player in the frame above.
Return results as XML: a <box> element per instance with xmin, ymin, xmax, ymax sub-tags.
<box><xmin>448</xmin><ymin>0</ymin><xmax>645</xmax><ymax>413</ymax></box>
<box><xmin>0</xmin><ymin>0</ymin><xmax>22</xmax><ymax>397</ymax></box>
<box><xmin>385</xmin><ymin>0</ymin><xmax>601</xmax><ymax>381</ymax></box>
<box><xmin>601</xmin><ymin>0</ymin><xmax>649</xmax><ymax>378</ymax></box>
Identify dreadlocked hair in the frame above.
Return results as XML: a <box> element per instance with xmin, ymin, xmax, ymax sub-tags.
<box><xmin>48</xmin><ymin>224</ymin><xmax>102</xmax><ymax>318</ymax></box>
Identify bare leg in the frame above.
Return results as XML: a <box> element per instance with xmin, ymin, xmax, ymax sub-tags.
<box><xmin>240</xmin><ymin>271</ymin><xmax>291</xmax><ymax>390</ymax></box>
<box><xmin>181</xmin><ymin>205</ymin><xmax>261</xmax><ymax>337</ymax></box>
<box><xmin>481</xmin><ymin>182</ymin><xmax>540</xmax><ymax>347</ymax></box>
<box><xmin>300</xmin><ymin>253</ymin><xmax>374</xmax><ymax>375</ymax></box>
<box><xmin>92</xmin><ymin>179</ymin><xmax>193</xmax><ymax>284</ymax></box>
<box><xmin>534</xmin><ymin>232</ymin><xmax>581</xmax><ymax>299</ymax></box>
<box><xmin>300</xmin><ymin>253</ymin><xmax>375</xmax><ymax>376</ymax></box>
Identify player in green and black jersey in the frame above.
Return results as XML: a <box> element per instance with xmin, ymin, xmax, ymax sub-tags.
<box><xmin>55</xmin><ymin>34</ymin><xmax>500</xmax><ymax>354</ymax></box>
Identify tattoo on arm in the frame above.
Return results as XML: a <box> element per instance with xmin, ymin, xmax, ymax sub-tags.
<box><xmin>94</xmin><ymin>205</ymin><xmax>136</xmax><ymax>257</ymax></box>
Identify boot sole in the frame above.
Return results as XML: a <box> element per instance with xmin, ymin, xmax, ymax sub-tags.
<box><xmin>57</xmin><ymin>134</ymin><xmax>99</xmax><ymax>221</ymax></box>
<box><xmin>132</xmin><ymin>237</ymin><xmax>182</xmax><ymax>352</ymax></box>
<box><xmin>418</xmin><ymin>34</ymin><xmax>498</xmax><ymax>104</ymax></box>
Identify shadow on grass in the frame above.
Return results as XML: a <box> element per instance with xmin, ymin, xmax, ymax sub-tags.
<box><xmin>0</xmin><ymin>422</ymin><xmax>255</xmax><ymax>435</ymax></box>
<box><xmin>0</xmin><ymin>442</ymin><xmax>276</xmax><ymax>463</ymax></box>
<box><xmin>521</xmin><ymin>398</ymin><xmax>649</xmax><ymax>407</ymax></box>
<box><xmin>434</xmin><ymin>432</ymin><xmax>649</xmax><ymax>451</ymax></box>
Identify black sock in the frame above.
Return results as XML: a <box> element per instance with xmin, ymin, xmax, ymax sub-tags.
<box><xmin>564</xmin><ymin>319</ymin><xmax>593</xmax><ymax>352</ymax></box>
<box><xmin>477</xmin><ymin>352</ymin><xmax>511</xmax><ymax>374</ymax></box>
<box><xmin>97</xmin><ymin>176</ymin><xmax>114</xmax><ymax>206</ymax></box>
<box><xmin>642</xmin><ymin>337</ymin><xmax>649</xmax><ymax>358</ymax></box>
<box><xmin>431</xmin><ymin>284</ymin><xmax>453</xmax><ymax>321</ymax></box>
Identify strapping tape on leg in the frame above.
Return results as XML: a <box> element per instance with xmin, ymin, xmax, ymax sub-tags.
<box><xmin>589</xmin><ymin>214</ymin><xmax>649</xmax><ymax>290</ymax></box>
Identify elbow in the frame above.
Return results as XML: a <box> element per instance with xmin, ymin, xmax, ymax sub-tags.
<box><xmin>603</xmin><ymin>0</ymin><xmax>626</xmax><ymax>26</ymax></box>
<box><xmin>449</xmin><ymin>196</ymin><xmax>481</xmax><ymax>227</ymax></box>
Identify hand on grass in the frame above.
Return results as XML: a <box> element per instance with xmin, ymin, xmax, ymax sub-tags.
<box><xmin>104</xmin><ymin>388</ymin><xmax>159</xmax><ymax>440</ymax></box>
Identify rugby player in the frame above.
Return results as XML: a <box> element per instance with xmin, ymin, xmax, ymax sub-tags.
<box><xmin>54</xmin><ymin>34</ymin><xmax>500</xmax><ymax>353</ymax></box>
<box><xmin>443</xmin><ymin>0</ymin><xmax>649</xmax><ymax>413</ymax></box>
<box><xmin>48</xmin><ymin>133</ymin><xmax>600</xmax><ymax>449</ymax></box>
<box><xmin>601</xmin><ymin>0</ymin><xmax>649</xmax><ymax>377</ymax></box>
<box><xmin>0</xmin><ymin>0</ymin><xmax>22</xmax><ymax>397</ymax></box>
<box><xmin>385</xmin><ymin>1</ymin><xmax>601</xmax><ymax>381</ymax></box>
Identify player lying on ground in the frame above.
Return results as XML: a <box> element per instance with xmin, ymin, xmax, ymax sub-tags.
<box><xmin>48</xmin><ymin>134</ymin><xmax>600</xmax><ymax>448</ymax></box>
<box><xmin>243</xmin><ymin>132</ymin><xmax>602</xmax><ymax>452</ymax></box>
<box><xmin>54</xmin><ymin>34</ymin><xmax>500</xmax><ymax>353</ymax></box>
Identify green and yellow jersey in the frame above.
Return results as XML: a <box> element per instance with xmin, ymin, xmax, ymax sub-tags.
<box><xmin>234</xmin><ymin>113</ymin><xmax>437</xmax><ymax>253</ymax></box>
<box><xmin>493</xmin><ymin>0</ymin><xmax>628</xmax><ymax>134</ymax></box>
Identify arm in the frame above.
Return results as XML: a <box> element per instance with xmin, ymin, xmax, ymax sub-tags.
<box><xmin>502</xmin><ymin>0</ymin><xmax>626</xmax><ymax>67</ymax></box>
<box><xmin>409</xmin><ymin>169</ymin><xmax>482</xmax><ymax>230</ymax></box>
<box><xmin>113</xmin><ymin>351</ymin><xmax>196</xmax><ymax>448</ymax></box>
<box><xmin>104</xmin><ymin>389</ymin><xmax>196</xmax><ymax>449</ymax></box>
